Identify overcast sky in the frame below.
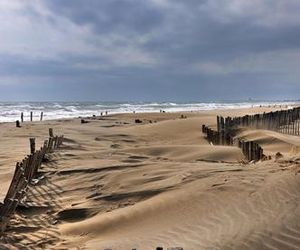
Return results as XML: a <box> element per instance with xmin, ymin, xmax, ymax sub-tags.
<box><xmin>0</xmin><ymin>0</ymin><xmax>300</xmax><ymax>101</ymax></box>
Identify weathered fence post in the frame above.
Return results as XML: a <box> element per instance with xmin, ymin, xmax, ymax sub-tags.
<box><xmin>43</xmin><ymin>140</ymin><xmax>48</xmax><ymax>149</ymax></box>
<box><xmin>217</xmin><ymin>116</ymin><xmax>221</xmax><ymax>132</ymax></box>
<box><xmin>16</xmin><ymin>120</ymin><xmax>21</xmax><ymax>128</ymax></box>
<box><xmin>202</xmin><ymin>124</ymin><xmax>206</xmax><ymax>133</ymax></box>
<box><xmin>30</xmin><ymin>111</ymin><xmax>33</xmax><ymax>122</ymax></box>
<box><xmin>49</xmin><ymin>128</ymin><xmax>54</xmax><ymax>138</ymax></box>
<box><xmin>29</xmin><ymin>138</ymin><xmax>36</xmax><ymax>154</ymax></box>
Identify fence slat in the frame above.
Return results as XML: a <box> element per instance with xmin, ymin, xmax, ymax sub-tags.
<box><xmin>0</xmin><ymin>130</ymin><xmax>64</xmax><ymax>233</ymax></box>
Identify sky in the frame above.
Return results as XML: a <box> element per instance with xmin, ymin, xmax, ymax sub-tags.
<box><xmin>0</xmin><ymin>0</ymin><xmax>300</xmax><ymax>102</ymax></box>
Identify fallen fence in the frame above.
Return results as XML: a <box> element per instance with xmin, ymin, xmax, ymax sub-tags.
<box><xmin>0</xmin><ymin>128</ymin><xmax>63</xmax><ymax>233</ymax></box>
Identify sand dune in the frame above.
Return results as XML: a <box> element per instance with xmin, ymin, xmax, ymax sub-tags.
<box><xmin>122</xmin><ymin>145</ymin><xmax>244</xmax><ymax>163</ymax></box>
<box><xmin>61</xmin><ymin>162</ymin><xmax>300</xmax><ymax>250</ymax></box>
<box><xmin>0</xmin><ymin>108</ymin><xmax>300</xmax><ymax>249</ymax></box>
<box><xmin>237</xmin><ymin>129</ymin><xmax>300</xmax><ymax>155</ymax></box>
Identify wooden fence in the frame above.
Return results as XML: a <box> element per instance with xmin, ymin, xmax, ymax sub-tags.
<box><xmin>20</xmin><ymin>111</ymin><xmax>44</xmax><ymax>123</ymax></box>
<box><xmin>202</xmin><ymin>125</ymin><xmax>263</xmax><ymax>161</ymax></box>
<box><xmin>217</xmin><ymin>107</ymin><xmax>300</xmax><ymax>136</ymax></box>
<box><xmin>0</xmin><ymin>129</ymin><xmax>64</xmax><ymax>233</ymax></box>
<box><xmin>202</xmin><ymin>106</ymin><xmax>300</xmax><ymax>161</ymax></box>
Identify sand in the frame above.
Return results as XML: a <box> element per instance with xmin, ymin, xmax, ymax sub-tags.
<box><xmin>0</xmin><ymin>107</ymin><xmax>300</xmax><ymax>250</ymax></box>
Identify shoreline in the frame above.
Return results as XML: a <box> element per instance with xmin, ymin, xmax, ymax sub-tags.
<box><xmin>0</xmin><ymin>101</ymin><xmax>299</xmax><ymax>123</ymax></box>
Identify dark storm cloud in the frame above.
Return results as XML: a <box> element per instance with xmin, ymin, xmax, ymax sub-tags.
<box><xmin>43</xmin><ymin>0</ymin><xmax>300</xmax><ymax>64</ymax></box>
<box><xmin>44</xmin><ymin>0</ymin><xmax>165</xmax><ymax>35</ymax></box>
<box><xmin>0</xmin><ymin>0</ymin><xmax>300</xmax><ymax>101</ymax></box>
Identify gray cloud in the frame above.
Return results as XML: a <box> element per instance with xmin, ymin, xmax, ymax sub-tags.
<box><xmin>44</xmin><ymin>0</ymin><xmax>165</xmax><ymax>35</ymax></box>
<box><xmin>0</xmin><ymin>0</ymin><xmax>299</xmax><ymax>101</ymax></box>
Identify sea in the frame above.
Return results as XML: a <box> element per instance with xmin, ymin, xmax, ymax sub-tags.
<box><xmin>0</xmin><ymin>101</ymin><xmax>298</xmax><ymax>122</ymax></box>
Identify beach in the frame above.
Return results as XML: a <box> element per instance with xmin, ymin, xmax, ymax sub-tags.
<box><xmin>1</xmin><ymin>106</ymin><xmax>300</xmax><ymax>249</ymax></box>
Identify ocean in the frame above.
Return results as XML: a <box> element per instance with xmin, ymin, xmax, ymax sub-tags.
<box><xmin>0</xmin><ymin>101</ymin><xmax>298</xmax><ymax>122</ymax></box>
